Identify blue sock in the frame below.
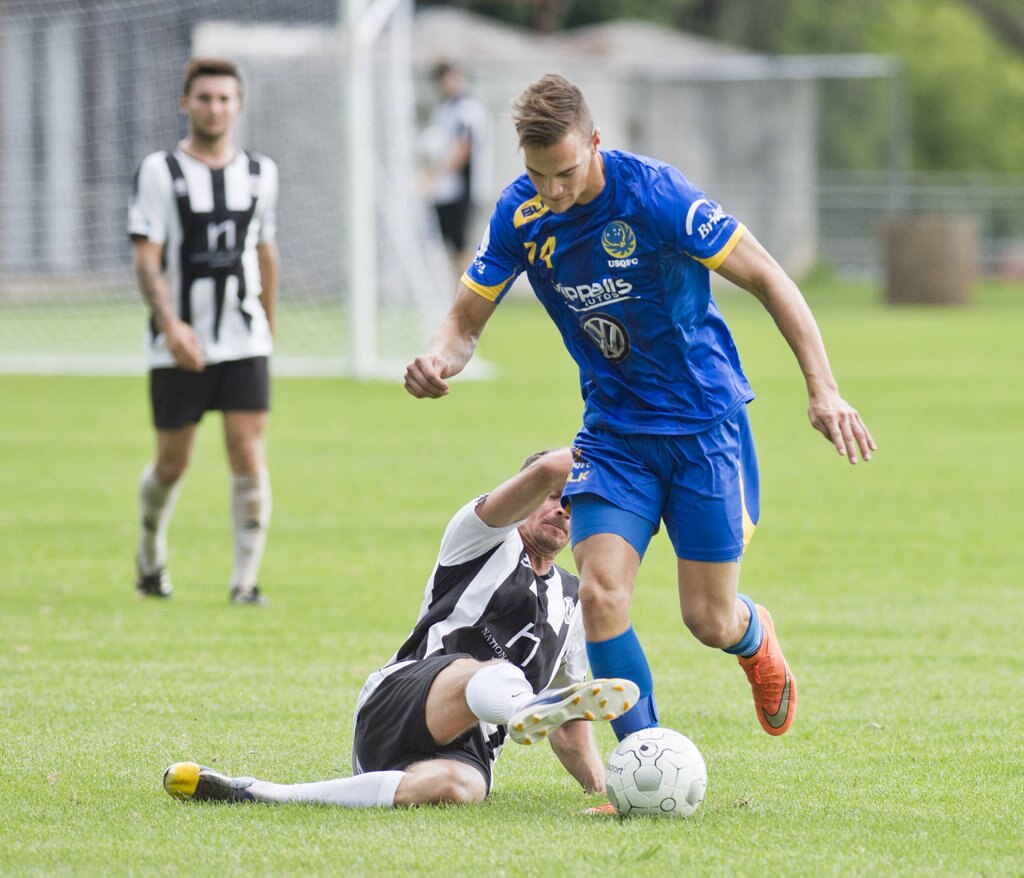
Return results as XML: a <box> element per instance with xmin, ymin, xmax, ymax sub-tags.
<box><xmin>586</xmin><ymin>626</ymin><xmax>659</xmax><ymax>740</ymax></box>
<box><xmin>722</xmin><ymin>593</ymin><xmax>763</xmax><ymax>657</ymax></box>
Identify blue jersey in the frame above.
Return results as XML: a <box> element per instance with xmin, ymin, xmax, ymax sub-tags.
<box><xmin>463</xmin><ymin>150</ymin><xmax>754</xmax><ymax>434</ymax></box>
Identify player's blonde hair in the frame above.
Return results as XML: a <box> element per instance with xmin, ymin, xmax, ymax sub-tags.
<box><xmin>182</xmin><ymin>57</ymin><xmax>243</xmax><ymax>96</ymax></box>
<box><xmin>512</xmin><ymin>74</ymin><xmax>593</xmax><ymax>148</ymax></box>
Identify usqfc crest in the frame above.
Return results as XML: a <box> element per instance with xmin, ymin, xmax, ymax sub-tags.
<box><xmin>582</xmin><ymin>314</ymin><xmax>630</xmax><ymax>363</ymax></box>
<box><xmin>601</xmin><ymin>221</ymin><xmax>636</xmax><ymax>259</ymax></box>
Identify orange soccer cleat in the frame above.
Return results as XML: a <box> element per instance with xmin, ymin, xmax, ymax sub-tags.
<box><xmin>737</xmin><ymin>605</ymin><xmax>797</xmax><ymax>736</ymax></box>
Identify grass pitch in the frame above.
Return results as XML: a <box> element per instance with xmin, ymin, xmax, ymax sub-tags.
<box><xmin>1</xmin><ymin>281</ymin><xmax>1022</xmax><ymax>876</ymax></box>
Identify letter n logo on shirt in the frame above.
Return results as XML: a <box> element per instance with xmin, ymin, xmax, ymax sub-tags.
<box><xmin>207</xmin><ymin>219</ymin><xmax>237</xmax><ymax>252</ymax></box>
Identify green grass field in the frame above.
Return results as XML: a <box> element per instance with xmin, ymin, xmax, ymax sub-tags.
<box><xmin>1</xmin><ymin>281</ymin><xmax>1022</xmax><ymax>876</ymax></box>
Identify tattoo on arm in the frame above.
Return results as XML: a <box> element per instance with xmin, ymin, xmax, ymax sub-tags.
<box><xmin>134</xmin><ymin>249</ymin><xmax>174</xmax><ymax>330</ymax></box>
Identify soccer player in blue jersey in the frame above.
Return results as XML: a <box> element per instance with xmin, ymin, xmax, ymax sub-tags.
<box><xmin>405</xmin><ymin>74</ymin><xmax>876</xmax><ymax>742</ymax></box>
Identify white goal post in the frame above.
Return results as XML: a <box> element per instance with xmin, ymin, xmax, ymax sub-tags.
<box><xmin>346</xmin><ymin>0</ymin><xmax>402</xmax><ymax>379</ymax></box>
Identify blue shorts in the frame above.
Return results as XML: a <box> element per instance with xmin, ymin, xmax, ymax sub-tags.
<box><xmin>564</xmin><ymin>405</ymin><xmax>760</xmax><ymax>562</ymax></box>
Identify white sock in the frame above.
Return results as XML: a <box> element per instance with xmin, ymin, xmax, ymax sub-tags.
<box><xmin>137</xmin><ymin>464</ymin><xmax>182</xmax><ymax>573</ymax></box>
<box><xmin>247</xmin><ymin>771</ymin><xmax>405</xmax><ymax>807</ymax></box>
<box><xmin>465</xmin><ymin>662</ymin><xmax>535</xmax><ymax>725</ymax></box>
<box><xmin>230</xmin><ymin>469</ymin><xmax>271</xmax><ymax>590</ymax></box>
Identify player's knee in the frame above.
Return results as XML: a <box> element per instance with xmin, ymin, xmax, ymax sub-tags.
<box><xmin>154</xmin><ymin>458</ymin><xmax>188</xmax><ymax>485</ymax></box>
<box><xmin>681</xmin><ymin>608</ymin><xmax>734</xmax><ymax>648</ymax></box>
<box><xmin>579</xmin><ymin>576</ymin><xmax>631</xmax><ymax>623</ymax></box>
<box><xmin>436</xmin><ymin>774</ymin><xmax>486</xmax><ymax>805</ymax></box>
<box><xmin>423</xmin><ymin>765</ymin><xmax>486</xmax><ymax>806</ymax></box>
<box><xmin>226</xmin><ymin>440</ymin><xmax>261</xmax><ymax>474</ymax></box>
<box><xmin>398</xmin><ymin>759</ymin><xmax>486</xmax><ymax>807</ymax></box>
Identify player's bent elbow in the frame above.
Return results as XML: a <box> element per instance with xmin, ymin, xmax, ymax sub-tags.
<box><xmin>533</xmin><ymin>448</ymin><xmax>573</xmax><ymax>483</ymax></box>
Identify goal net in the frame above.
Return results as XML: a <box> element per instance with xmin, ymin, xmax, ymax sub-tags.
<box><xmin>0</xmin><ymin>0</ymin><xmax>451</xmax><ymax>377</ymax></box>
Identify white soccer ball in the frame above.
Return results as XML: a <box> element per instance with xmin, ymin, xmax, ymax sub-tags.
<box><xmin>605</xmin><ymin>728</ymin><xmax>707</xmax><ymax>818</ymax></box>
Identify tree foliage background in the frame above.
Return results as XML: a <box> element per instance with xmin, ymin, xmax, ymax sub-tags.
<box><xmin>422</xmin><ymin>0</ymin><xmax>1024</xmax><ymax>173</ymax></box>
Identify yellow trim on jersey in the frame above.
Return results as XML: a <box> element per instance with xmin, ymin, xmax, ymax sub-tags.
<box><xmin>461</xmin><ymin>272</ymin><xmax>513</xmax><ymax>303</ymax></box>
<box><xmin>695</xmin><ymin>224</ymin><xmax>746</xmax><ymax>271</ymax></box>
<box><xmin>741</xmin><ymin>501</ymin><xmax>756</xmax><ymax>553</ymax></box>
<box><xmin>513</xmin><ymin>195</ymin><xmax>550</xmax><ymax>229</ymax></box>
<box><xmin>738</xmin><ymin>458</ymin><xmax>756</xmax><ymax>553</ymax></box>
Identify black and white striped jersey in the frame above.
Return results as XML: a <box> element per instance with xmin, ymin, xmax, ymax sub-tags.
<box><xmin>355</xmin><ymin>495</ymin><xmax>586</xmax><ymax>755</ymax></box>
<box><xmin>127</xmin><ymin>147</ymin><xmax>278</xmax><ymax>368</ymax></box>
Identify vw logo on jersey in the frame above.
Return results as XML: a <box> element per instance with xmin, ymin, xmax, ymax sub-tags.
<box><xmin>563</xmin><ymin>596</ymin><xmax>576</xmax><ymax>626</ymax></box>
<box><xmin>582</xmin><ymin>313</ymin><xmax>630</xmax><ymax>363</ymax></box>
<box><xmin>601</xmin><ymin>221</ymin><xmax>636</xmax><ymax>259</ymax></box>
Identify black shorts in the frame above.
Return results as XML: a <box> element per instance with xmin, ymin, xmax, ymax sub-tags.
<box><xmin>352</xmin><ymin>653</ymin><xmax>493</xmax><ymax>788</ymax></box>
<box><xmin>435</xmin><ymin>198</ymin><xmax>472</xmax><ymax>251</ymax></box>
<box><xmin>149</xmin><ymin>356</ymin><xmax>270</xmax><ymax>430</ymax></box>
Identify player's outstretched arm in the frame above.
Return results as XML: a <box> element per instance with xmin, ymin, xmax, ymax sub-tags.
<box><xmin>549</xmin><ymin>721</ymin><xmax>606</xmax><ymax>794</ymax></box>
<box><xmin>404</xmin><ymin>284</ymin><xmax>496</xmax><ymax>398</ymax></box>
<box><xmin>475</xmin><ymin>448</ymin><xmax>573</xmax><ymax>528</ymax></box>
<box><xmin>716</xmin><ymin>232</ymin><xmax>877</xmax><ymax>464</ymax></box>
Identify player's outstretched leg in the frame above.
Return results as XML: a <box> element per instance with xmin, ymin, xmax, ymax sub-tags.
<box><xmin>163</xmin><ymin>762</ymin><xmax>255</xmax><ymax>802</ymax></box>
<box><xmin>737</xmin><ymin>604</ymin><xmax>797</xmax><ymax>735</ymax></box>
<box><xmin>508</xmin><ymin>678</ymin><xmax>639</xmax><ymax>746</ymax></box>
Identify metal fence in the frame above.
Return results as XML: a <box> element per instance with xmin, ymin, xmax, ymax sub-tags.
<box><xmin>819</xmin><ymin>171</ymin><xmax>1024</xmax><ymax>279</ymax></box>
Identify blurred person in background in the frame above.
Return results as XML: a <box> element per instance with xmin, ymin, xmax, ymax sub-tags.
<box><xmin>423</xmin><ymin>60</ymin><xmax>492</xmax><ymax>280</ymax></box>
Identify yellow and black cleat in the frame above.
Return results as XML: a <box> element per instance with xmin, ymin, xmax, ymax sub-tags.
<box><xmin>163</xmin><ymin>762</ymin><xmax>255</xmax><ymax>802</ymax></box>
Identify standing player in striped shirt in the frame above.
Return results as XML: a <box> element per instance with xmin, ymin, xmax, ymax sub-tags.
<box><xmin>162</xmin><ymin>449</ymin><xmax>638</xmax><ymax>808</ymax></box>
<box><xmin>405</xmin><ymin>74</ymin><xmax>877</xmax><ymax>744</ymax></box>
<box><xmin>425</xmin><ymin>61</ymin><xmax>492</xmax><ymax>279</ymax></box>
<box><xmin>127</xmin><ymin>58</ymin><xmax>279</xmax><ymax>605</ymax></box>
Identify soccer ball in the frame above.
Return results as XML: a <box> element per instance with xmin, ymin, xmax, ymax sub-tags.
<box><xmin>605</xmin><ymin>728</ymin><xmax>707</xmax><ymax>818</ymax></box>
